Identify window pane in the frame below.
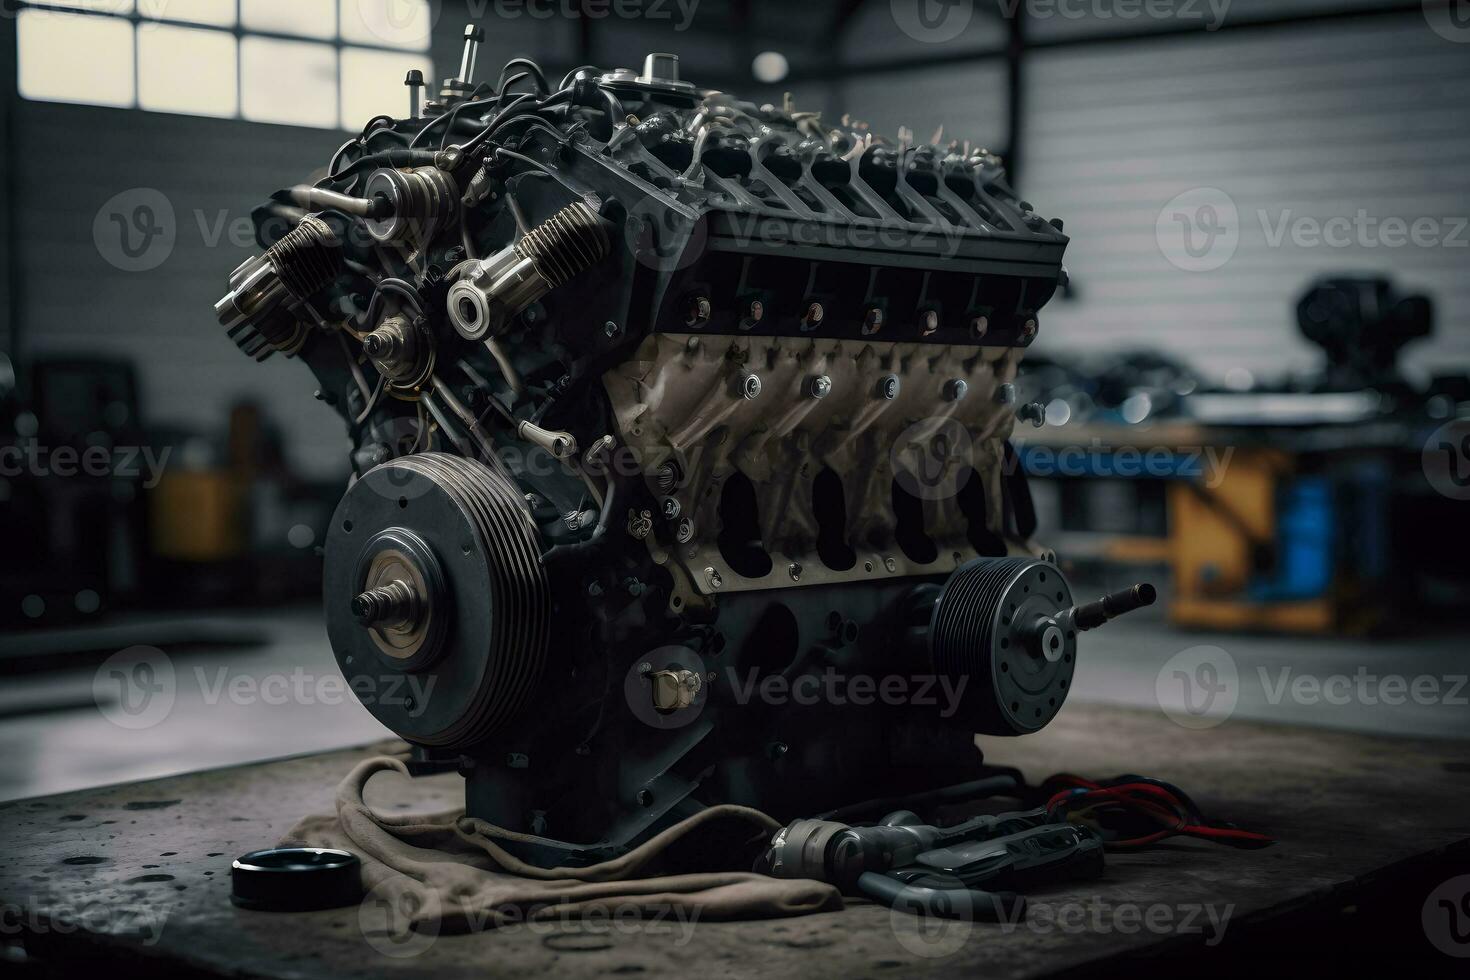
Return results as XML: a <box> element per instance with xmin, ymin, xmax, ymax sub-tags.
<box><xmin>340</xmin><ymin>0</ymin><xmax>432</xmax><ymax>51</ymax></box>
<box><xmin>17</xmin><ymin>10</ymin><xmax>134</xmax><ymax>108</ymax></box>
<box><xmin>139</xmin><ymin>25</ymin><xmax>237</xmax><ymax>118</ymax></box>
<box><xmin>34</xmin><ymin>0</ymin><xmax>135</xmax><ymax>14</ymax></box>
<box><xmin>241</xmin><ymin>37</ymin><xmax>338</xmax><ymax>128</ymax></box>
<box><xmin>147</xmin><ymin>0</ymin><xmax>236</xmax><ymax>27</ymax></box>
<box><xmin>341</xmin><ymin>47</ymin><xmax>431</xmax><ymax>130</ymax></box>
<box><xmin>241</xmin><ymin>0</ymin><xmax>335</xmax><ymax>39</ymax></box>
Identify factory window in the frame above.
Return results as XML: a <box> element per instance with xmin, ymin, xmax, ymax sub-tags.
<box><xmin>14</xmin><ymin>0</ymin><xmax>432</xmax><ymax>130</ymax></box>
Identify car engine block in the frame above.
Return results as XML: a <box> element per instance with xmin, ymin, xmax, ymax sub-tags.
<box><xmin>215</xmin><ymin>33</ymin><xmax>1153</xmax><ymax>865</ymax></box>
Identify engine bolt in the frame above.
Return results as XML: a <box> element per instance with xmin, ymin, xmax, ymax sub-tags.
<box><xmin>1020</xmin><ymin>318</ymin><xmax>1038</xmax><ymax>342</ymax></box>
<box><xmin>995</xmin><ymin>382</ymin><xmax>1017</xmax><ymax>405</ymax></box>
<box><xmin>801</xmin><ymin>303</ymin><xmax>824</xmax><ymax>331</ymax></box>
<box><xmin>808</xmin><ymin>375</ymin><xmax>832</xmax><ymax>399</ymax></box>
<box><xmin>685</xmin><ymin>295</ymin><xmax>711</xmax><ymax>328</ymax></box>
<box><xmin>739</xmin><ymin>372</ymin><xmax>762</xmax><ymax>400</ymax></box>
<box><xmin>878</xmin><ymin>374</ymin><xmax>901</xmax><ymax>400</ymax></box>
<box><xmin>883</xmin><ymin>556</ymin><xmax>898</xmax><ymax>573</ymax></box>
<box><xmin>739</xmin><ymin>299</ymin><xmax>764</xmax><ymax>330</ymax></box>
<box><xmin>675</xmin><ymin>517</ymin><xmax>695</xmax><ymax>543</ymax></box>
<box><xmin>636</xmin><ymin>789</ymin><xmax>654</xmax><ymax>807</ymax></box>
<box><xmin>862</xmin><ymin>306</ymin><xmax>884</xmax><ymax>335</ymax></box>
<box><xmin>705</xmin><ymin>567</ymin><xmax>723</xmax><ymax>590</ymax></box>
<box><xmin>788</xmin><ymin>562</ymin><xmax>802</xmax><ymax>582</ymax></box>
<box><xmin>604</xmin><ymin>320</ymin><xmax>622</xmax><ymax>339</ymax></box>
<box><xmin>661</xmin><ymin>496</ymin><xmax>681</xmax><ymax>520</ymax></box>
<box><xmin>971</xmin><ymin>315</ymin><xmax>989</xmax><ymax>339</ymax></box>
<box><xmin>944</xmin><ymin>378</ymin><xmax>968</xmax><ymax>401</ymax></box>
<box><xmin>922</xmin><ymin>310</ymin><xmax>939</xmax><ymax>335</ymax></box>
<box><xmin>1018</xmin><ymin>401</ymin><xmax>1047</xmax><ymax>427</ymax></box>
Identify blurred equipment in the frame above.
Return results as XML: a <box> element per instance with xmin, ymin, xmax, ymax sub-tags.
<box><xmin>1296</xmin><ymin>276</ymin><xmax>1432</xmax><ymax>395</ymax></box>
<box><xmin>1020</xmin><ymin>274</ymin><xmax>1466</xmax><ymax>634</ymax></box>
<box><xmin>213</xmin><ymin>32</ymin><xmax>1155</xmax><ymax>866</ymax></box>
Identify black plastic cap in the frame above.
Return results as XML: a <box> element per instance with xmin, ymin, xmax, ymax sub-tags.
<box><xmin>230</xmin><ymin>847</ymin><xmax>363</xmax><ymax>912</ymax></box>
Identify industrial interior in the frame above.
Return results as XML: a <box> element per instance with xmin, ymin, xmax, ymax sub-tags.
<box><xmin>1</xmin><ymin>1</ymin><xmax>1467</xmax><ymax>976</ymax></box>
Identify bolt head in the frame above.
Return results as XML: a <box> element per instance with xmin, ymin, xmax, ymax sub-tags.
<box><xmin>661</xmin><ymin>496</ymin><xmax>681</xmax><ymax>520</ymax></box>
<box><xmin>971</xmin><ymin>315</ymin><xmax>989</xmax><ymax>339</ymax></box>
<box><xmin>604</xmin><ymin>320</ymin><xmax>621</xmax><ymax>338</ymax></box>
<box><xmin>862</xmin><ymin>307</ymin><xmax>884</xmax><ymax>335</ymax></box>
<box><xmin>740</xmin><ymin>373</ymin><xmax>762</xmax><ymax>400</ymax></box>
<box><xmin>788</xmin><ymin>562</ymin><xmax>802</xmax><ymax>582</ymax></box>
<box><xmin>922</xmin><ymin>310</ymin><xmax>939</xmax><ymax>335</ymax></box>
<box><xmin>705</xmin><ymin>567</ymin><xmax>723</xmax><ymax>590</ymax></box>
<box><xmin>808</xmin><ymin>375</ymin><xmax>832</xmax><ymax>399</ymax></box>
<box><xmin>944</xmin><ymin>378</ymin><xmax>969</xmax><ymax>401</ymax></box>
<box><xmin>686</xmin><ymin>295</ymin><xmax>711</xmax><ymax>327</ymax></box>
<box><xmin>802</xmin><ymin>303</ymin><xmax>824</xmax><ymax>329</ymax></box>
<box><xmin>879</xmin><ymin>375</ymin><xmax>900</xmax><ymax>400</ymax></box>
<box><xmin>675</xmin><ymin>517</ymin><xmax>695</xmax><ymax>543</ymax></box>
<box><xmin>747</xmin><ymin>300</ymin><xmax>764</xmax><ymax>322</ymax></box>
<box><xmin>884</xmin><ymin>556</ymin><xmax>898</xmax><ymax>573</ymax></box>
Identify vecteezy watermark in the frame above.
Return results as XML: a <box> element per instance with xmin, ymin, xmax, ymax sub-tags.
<box><xmin>1158</xmin><ymin>188</ymin><xmax>1469</xmax><ymax>272</ymax></box>
<box><xmin>341</xmin><ymin>0</ymin><xmax>441</xmax><ymax>49</ymax></box>
<box><xmin>1422</xmin><ymin>419</ymin><xmax>1470</xmax><ymax>501</ymax></box>
<box><xmin>1018</xmin><ymin>440</ymin><xmax>1235</xmax><ymax>488</ymax></box>
<box><xmin>889</xmin><ymin>894</ymin><xmax>1234</xmax><ymax>958</ymax></box>
<box><xmin>1258</xmin><ymin>666</ymin><xmax>1468</xmax><ymax>709</ymax></box>
<box><xmin>464</xmin><ymin>0</ymin><xmax>699</xmax><ymax>28</ymax></box>
<box><xmin>1156</xmin><ymin>646</ymin><xmax>1470</xmax><ymax>729</ymax></box>
<box><xmin>1257</xmin><ymin>209</ymin><xmax>1469</xmax><ymax>250</ymax></box>
<box><xmin>93</xmin><ymin>188</ymin><xmax>176</xmax><ymax>273</ymax></box>
<box><xmin>92</xmin><ymin>646</ymin><xmax>437</xmax><ymax>730</ymax></box>
<box><xmin>727</xmin><ymin>668</ymin><xmax>970</xmax><ymax>718</ymax></box>
<box><xmin>1155</xmin><ymin>645</ymin><xmax>1239</xmax><ymax>730</ymax></box>
<box><xmin>0</xmin><ymin>897</ymin><xmax>170</xmax><ymax>947</ymax></box>
<box><xmin>93</xmin><ymin>646</ymin><xmax>177</xmax><ymax>731</ymax></box>
<box><xmin>1424</xmin><ymin>0</ymin><xmax>1470</xmax><ymax>43</ymax></box>
<box><xmin>357</xmin><ymin>878</ymin><xmax>701</xmax><ymax>959</ymax></box>
<box><xmin>891</xmin><ymin>416</ymin><xmax>976</xmax><ymax>502</ymax></box>
<box><xmin>1156</xmin><ymin>187</ymin><xmax>1239</xmax><ymax>272</ymax></box>
<box><xmin>1423</xmin><ymin>874</ymin><xmax>1470</xmax><ymax>958</ymax></box>
<box><xmin>890</xmin><ymin>1</ymin><xmax>1231</xmax><ymax>44</ymax></box>
<box><xmin>0</xmin><ymin>441</ymin><xmax>171</xmax><ymax>488</ymax></box>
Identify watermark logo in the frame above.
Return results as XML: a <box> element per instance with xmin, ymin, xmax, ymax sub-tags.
<box><xmin>0</xmin><ymin>897</ymin><xmax>169</xmax><ymax>946</ymax></box>
<box><xmin>891</xmin><ymin>416</ymin><xmax>976</xmax><ymax>502</ymax></box>
<box><xmin>1424</xmin><ymin>0</ymin><xmax>1470</xmax><ymax>43</ymax></box>
<box><xmin>891</xmin><ymin>0</ymin><xmax>974</xmax><ymax>43</ymax></box>
<box><xmin>359</xmin><ymin>879</ymin><xmax>441</xmax><ymax>959</ymax></box>
<box><xmin>93</xmin><ymin>645</ymin><xmax>176</xmax><ymax>730</ymax></box>
<box><xmin>1155</xmin><ymin>645</ymin><xmax>1238</xmax><ymax>729</ymax></box>
<box><xmin>93</xmin><ymin>188</ymin><xmax>176</xmax><ymax>273</ymax></box>
<box><xmin>1423</xmin><ymin>875</ymin><xmax>1470</xmax><ymax>957</ymax></box>
<box><xmin>623</xmin><ymin>197</ymin><xmax>709</xmax><ymax>274</ymax></box>
<box><xmin>1422</xmin><ymin>419</ymin><xmax>1470</xmax><ymax>500</ymax></box>
<box><xmin>1156</xmin><ymin>187</ymin><xmax>1238</xmax><ymax>272</ymax></box>
<box><xmin>345</xmin><ymin>0</ymin><xmax>440</xmax><ymax>49</ymax></box>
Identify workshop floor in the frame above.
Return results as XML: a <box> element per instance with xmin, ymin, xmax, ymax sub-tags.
<box><xmin>0</xmin><ymin>604</ymin><xmax>1464</xmax><ymax>802</ymax></box>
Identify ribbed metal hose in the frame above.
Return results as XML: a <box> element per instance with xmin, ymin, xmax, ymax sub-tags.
<box><xmin>512</xmin><ymin>201</ymin><xmax>609</xmax><ymax>288</ymax></box>
<box><xmin>267</xmin><ymin>215</ymin><xmax>342</xmax><ymax>300</ymax></box>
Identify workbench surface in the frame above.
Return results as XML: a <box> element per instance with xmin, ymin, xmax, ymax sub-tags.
<box><xmin>3</xmin><ymin>703</ymin><xmax>1468</xmax><ymax>978</ymax></box>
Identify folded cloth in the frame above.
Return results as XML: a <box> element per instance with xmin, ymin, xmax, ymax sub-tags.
<box><xmin>282</xmin><ymin>757</ymin><xmax>843</xmax><ymax>934</ymax></box>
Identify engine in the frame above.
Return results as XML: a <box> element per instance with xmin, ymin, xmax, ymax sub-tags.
<box><xmin>214</xmin><ymin>32</ymin><xmax>1154</xmax><ymax>866</ymax></box>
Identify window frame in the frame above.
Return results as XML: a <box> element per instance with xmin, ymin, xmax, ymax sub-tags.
<box><xmin>13</xmin><ymin>0</ymin><xmax>433</xmax><ymax>130</ymax></box>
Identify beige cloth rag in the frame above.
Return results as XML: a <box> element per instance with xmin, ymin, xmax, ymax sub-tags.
<box><xmin>282</xmin><ymin>757</ymin><xmax>843</xmax><ymax>934</ymax></box>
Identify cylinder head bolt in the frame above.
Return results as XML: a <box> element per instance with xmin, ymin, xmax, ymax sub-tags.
<box><xmin>448</xmin><ymin>202</ymin><xmax>610</xmax><ymax>341</ymax></box>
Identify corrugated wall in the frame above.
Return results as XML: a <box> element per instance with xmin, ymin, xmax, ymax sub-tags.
<box><xmin>840</xmin><ymin>5</ymin><xmax>1470</xmax><ymax>383</ymax></box>
<box><xmin>1023</xmin><ymin>12</ymin><xmax>1470</xmax><ymax>382</ymax></box>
